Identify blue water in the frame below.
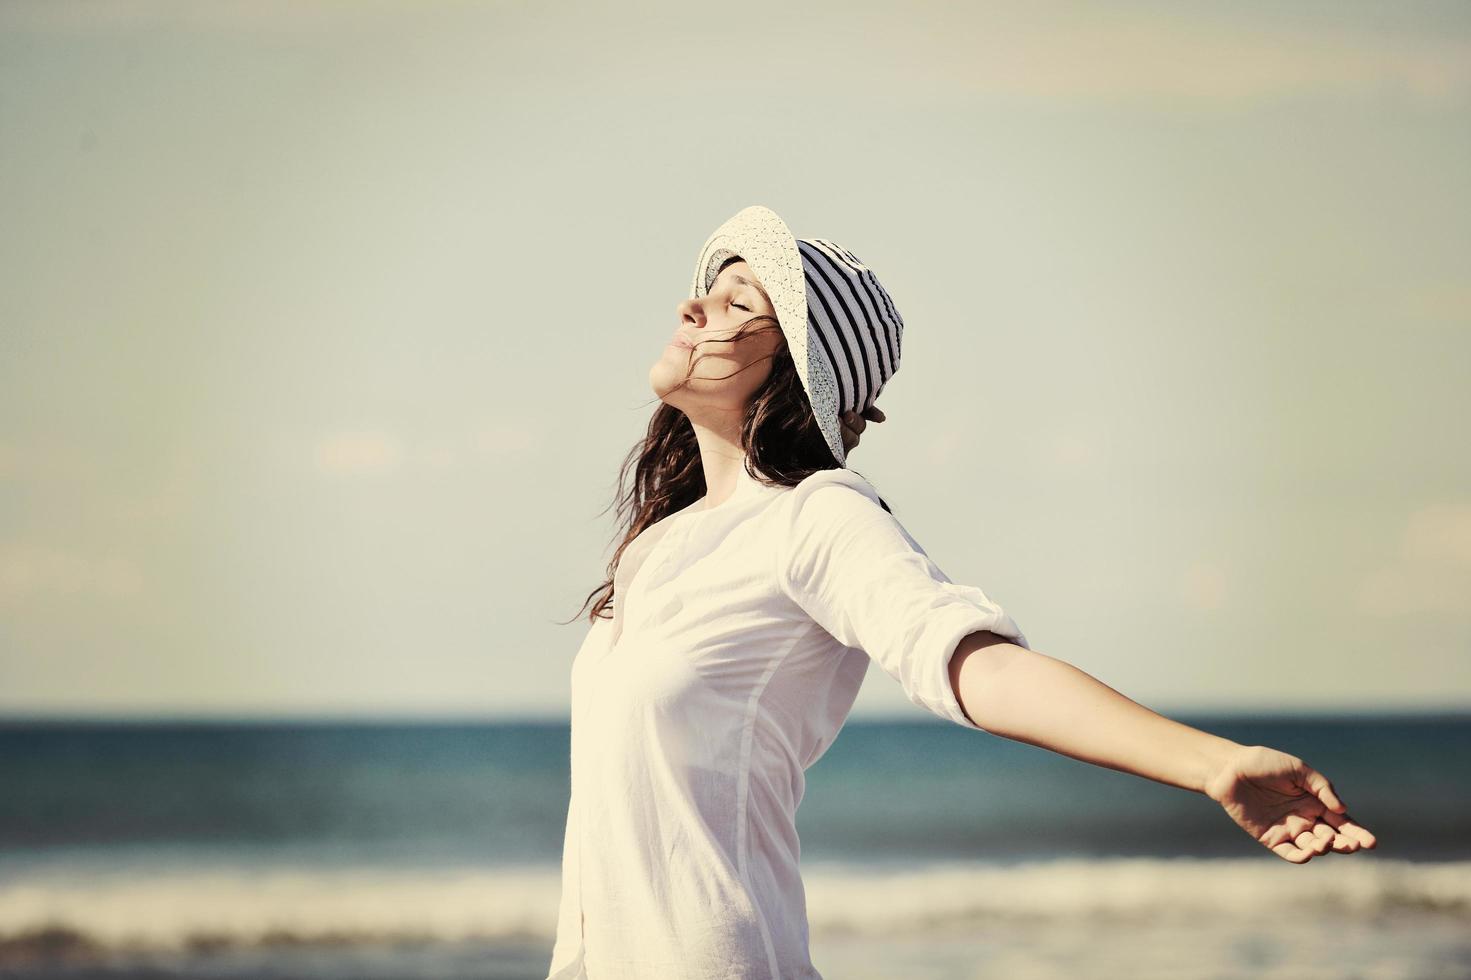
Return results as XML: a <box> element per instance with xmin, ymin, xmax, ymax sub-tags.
<box><xmin>0</xmin><ymin>713</ymin><xmax>1467</xmax><ymax>978</ymax></box>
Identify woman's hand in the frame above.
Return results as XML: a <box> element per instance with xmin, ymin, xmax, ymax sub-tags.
<box><xmin>1203</xmin><ymin>744</ymin><xmax>1378</xmax><ymax>863</ymax></box>
<box><xmin>840</xmin><ymin>405</ymin><xmax>886</xmax><ymax>456</ymax></box>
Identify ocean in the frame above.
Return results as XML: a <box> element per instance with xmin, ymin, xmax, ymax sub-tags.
<box><xmin>0</xmin><ymin>713</ymin><xmax>1466</xmax><ymax>979</ymax></box>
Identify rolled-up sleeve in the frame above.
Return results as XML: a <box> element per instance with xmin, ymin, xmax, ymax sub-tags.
<box><xmin>774</xmin><ymin>472</ymin><xmax>1030</xmax><ymax>731</ymax></box>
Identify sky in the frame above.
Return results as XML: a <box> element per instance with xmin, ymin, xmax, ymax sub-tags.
<box><xmin>1</xmin><ymin>0</ymin><xmax>1468</xmax><ymax>720</ymax></box>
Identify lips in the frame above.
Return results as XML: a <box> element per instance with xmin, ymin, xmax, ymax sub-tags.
<box><xmin>669</xmin><ymin>333</ymin><xmax>695</xmax><ymax>350</ymax></box>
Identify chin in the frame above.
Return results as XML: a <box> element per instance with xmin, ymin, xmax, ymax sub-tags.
<box><xmin>649</xmin><ymin>357</ymin><xmax>688</xmax><ymax>402</ymax></box>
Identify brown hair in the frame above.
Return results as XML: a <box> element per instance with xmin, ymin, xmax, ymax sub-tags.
<box><xmin>565</xmin><ymin>258</ymin><xmax>892</xmax><ymax>626</ymax></box>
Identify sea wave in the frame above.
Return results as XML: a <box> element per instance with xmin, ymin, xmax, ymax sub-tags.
<box><xmin>0</xmin><ymin>856</ymin><xmax>1465</xmax><ymax>956</ymax></box>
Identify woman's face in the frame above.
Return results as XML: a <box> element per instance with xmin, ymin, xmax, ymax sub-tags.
<box><xmin>650</xmin><ymin>259</ymin><xmax>785</xmax><ymax>416</ymax></box>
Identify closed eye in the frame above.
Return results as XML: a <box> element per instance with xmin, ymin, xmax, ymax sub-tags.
<box><xmin>733</xmin><ymin>302</ymin><xmax>751</xmax><ymax>312</ymax></box>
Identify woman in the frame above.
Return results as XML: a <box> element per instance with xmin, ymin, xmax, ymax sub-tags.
<box><xmin>546</xmin><ymin>205</ymin><xmax>1377</xmax><ymax>980</ymax></box>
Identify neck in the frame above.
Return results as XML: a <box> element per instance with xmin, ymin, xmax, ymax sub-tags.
<box><xmin>687</xmin><ymin>416</ymin><xmax>747</xmax><ymax>511</ymax></box>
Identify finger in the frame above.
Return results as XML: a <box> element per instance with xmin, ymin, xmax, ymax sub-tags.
<box><xmin>1270</xmin><ymin>840</ymin><xmax>1313</xmax><ymax>864</ymax></box>
<box><xmin>1262</xmin><ymin>825</ymin><xmax>1292</xmax><ymax>849</ymax></box>
<box><xmin>863</xmin><ymin>405</ymin><xmax>886</xmax><ymax>423</ymax></box>
<box><xmin>1295</xmin><ymin>829</ymin><xmax>1327</xmax><ymax>854</ymax></box>
<box><xmin>1281</xmin><ymin>813</ymin><xmax>1316</xmax><ymax>842</ymax></box>
<box><xmin>1293</xmin><ymin>826</ymin><xmax>1331</xmax><ymax>855</ymax></box>
<box><xmin>1302</xmin><ymin>767</ymin><xmax>1346</xmax><ymax>813</ymax></box>
<box><xmin>1322</xmin><ymin>811</ymin><xmax>1378</xmax><ymax>849</ymax></box>
<box><xmin>1261</xmin><ymin>818</ymin><xmax>1305</xmax><ymax>849</ymax></box>
<box><xmin>1310</xmin><ymin>823</ymin><xmax>1335</xmax><ymax>853</ymax></box>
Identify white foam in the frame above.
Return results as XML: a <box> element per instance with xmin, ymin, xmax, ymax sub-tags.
<box><xmin>0</xmin><ymin>856</ymin><xmax>1463</xmax><ymax>951</ymax></box>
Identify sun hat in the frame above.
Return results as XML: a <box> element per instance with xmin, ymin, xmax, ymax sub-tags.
<box><xmin>688</xmin><ymin>204</ymin><xmax>905</xmax><ymax>467</ymax></box>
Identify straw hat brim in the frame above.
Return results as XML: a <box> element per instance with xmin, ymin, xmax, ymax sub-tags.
<box><xmin>689</xmin><ymin>204</ymin><xmax>847</xmax><ymax>466</ymax></box>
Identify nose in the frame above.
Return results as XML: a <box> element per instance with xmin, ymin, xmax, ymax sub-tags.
<box><xmin>675</xmin><ymin>296</ymin><xmax>708</xmax><ymax>328</ymax></box>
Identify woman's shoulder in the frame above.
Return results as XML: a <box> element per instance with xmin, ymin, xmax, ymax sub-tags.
<box><xmin>791</xmin><ymin>467</ymin><xmax>882</xmax><ymax>503</ymax></box>
<box><xmin>771</xmin><ymin>467</ymin><xmax>887</xmax><ymax>529</ymax></box>
<box><xmin>767</xmin><ymin>469</ymin><xmax>916</xmax><ymax>584</ymax></box>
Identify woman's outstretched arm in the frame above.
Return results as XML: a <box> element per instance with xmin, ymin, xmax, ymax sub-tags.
<box><xmin>949</xmin><ymin>631</ymin><xmax>1380</xmax><ymax>864</ymax></box>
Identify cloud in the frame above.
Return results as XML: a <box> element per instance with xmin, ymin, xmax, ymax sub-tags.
<box><xmin>0</xmin><ymin>0</ymin><xmax>422</xmax><ymax>36</ymax></box>
<box><xmin>1402</xmin><ymin>502</ymin><xmax>1471</xmax><ymax>568</ymax></box>
<box><xmin>1402</xmin><ymin>282</ymin><xmax>1471</xmax><ymax>323</ymax></box>
<box><xmin>0</xmin><ymin>546</ymin><xmax>145</xmax><ymax>603</ymax></box>
<box><xmin>920</xmin><ymin>428</ymin><xmax>966</xmax><ymax>470</ymax></box>
<box><xmin>865</xmin><ymin>10</ymin><xmax>1471</xmax><ymax>106</ymax></box>
<box><xmin>1035</xmin><ymin>415</ymin><xmax>1110</xmax><ymax>474</ymax></box>
<box><xmin>473</xmin><ymin>421</ymin><xmax>539</xmax><ymax>459</ymax></box>
<box><xmin>1356</xmin><ymin>502</ymin><xmax>1471</xmax><ymax>618</ymax></box>
<box><xmin>408</xmin><ymin>423</ymin><xmax>539</xmax><ymax>471</ymax></box>
<box><xmin>313</xmin><ymin>422</ymin><xmax>540</xmax><ymax>477</ymax></box>
<box><xmin>1179</xmin><ymin>560</ymin><xmax>1228</xmax><ymax>611</ymax></box>
<box><xmin>1047</xmin><ymin>429</ymin><xmax>1106</xmax><ymax>473</ymax></box>
<box><xmin>0</xmin><ymin>441</ymin><xmax>95</xmax><ymax>483</ymax></box>
<box><xmin>313</xmin><ymin>432</ymin><xmax>404</xmax><ymax>476</ymax></box>
<box><xmin>11</xmin><ymin>3</ymin><xmax>1467</xmax><ymax>108</ymax></box>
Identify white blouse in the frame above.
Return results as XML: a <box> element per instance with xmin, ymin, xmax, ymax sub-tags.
<box><xmin>546</xmin><ymin>464</ymin><xmax>1030</xmax><ymax>979</ymax></box>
